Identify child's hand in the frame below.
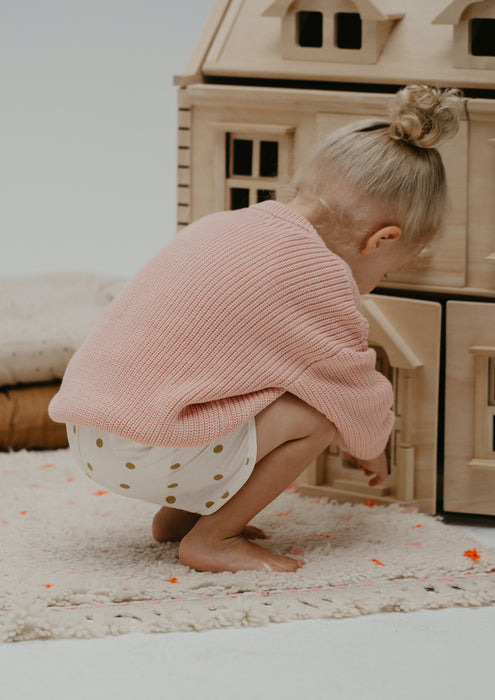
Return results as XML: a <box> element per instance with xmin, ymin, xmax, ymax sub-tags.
<box><xmin>343</xmin><ymin>451</ymin><xmax>389</xmax><ymax>487</ymax></box>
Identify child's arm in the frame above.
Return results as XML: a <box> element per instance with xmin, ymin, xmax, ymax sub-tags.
<box><xmin>289</xmin><ymin>349</ymin><xmax>394</xmax><ymax>462</ymax></box>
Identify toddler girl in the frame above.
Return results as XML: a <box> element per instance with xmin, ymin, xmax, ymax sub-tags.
<box><xmin>49</xmin><ymin>85</ymin><xmax>461</xmax><ymax>573</ymax></box>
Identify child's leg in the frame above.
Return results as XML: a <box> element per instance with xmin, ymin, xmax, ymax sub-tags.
<box><xmin>152</xmin><ymin>506</ymin><xmax>268</xmax><ymax>543</ymax></box>
<box><xmin>152</xmin><ymin>508</ymin><xmax>201</xmax><ymax>543</ymax></box>
<box><xmin>179</xmin><ymin>393</ymin><xmax>336</xmax><ymax>572</ymax></box>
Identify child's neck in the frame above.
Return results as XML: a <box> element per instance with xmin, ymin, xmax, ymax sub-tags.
<box><xmin>285</xmin><ymin>196</ymin><xmax>390</xmax><ymax>296</ymax></box>
<box><xmin>285</xmin><ymin>196</ymin><xmax>351</xmax><ymax>259</ymax></box>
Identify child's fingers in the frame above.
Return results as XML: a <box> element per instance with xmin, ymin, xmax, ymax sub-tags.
<box><xmin>358</xmin><ymin>464</ymin><xmax>373</xmax><ymax>476</ymax></box>
<box><xmin>357</xmin><ymin>461</ymin><xmax>388</xmax><ymax>486</ymax></box>
<box><xmin>369</xmin><ymin>472</ymin><xmax>387</xmax><ymax>486</ymax></box>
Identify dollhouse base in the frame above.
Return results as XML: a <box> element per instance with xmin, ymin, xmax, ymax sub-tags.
<box><xmin>297</xmin><ymin>483</ymin><xmax>417</xmax><ymax>510</ymax></box>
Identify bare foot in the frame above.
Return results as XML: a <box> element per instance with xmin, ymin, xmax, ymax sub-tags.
<box><xmin>179</xmin><ymin>528</ymin><xmax>304</xmax><ymax>573</ymax></box>
<box><xmin>152</xmin><ymin>506</ymin><xmax>268</xmax><ymax>543</ymax></box>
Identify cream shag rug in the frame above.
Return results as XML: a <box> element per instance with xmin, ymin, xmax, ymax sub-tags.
<box><xmin>2</xmin><ymin>449</ymin><xmax>495</xmax><ymax>643</ymax></box>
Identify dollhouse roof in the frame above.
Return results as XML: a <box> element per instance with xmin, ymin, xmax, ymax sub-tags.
<box><xmin>433</xmin><ymin>0</ymin><xmax>491</xmax><ymax>25</ymax></box>
<box><xmin>362</xmin><ymin>298</ymin><xmax>422</xmax><ymax>370</ymax></box>
<box><xmin>262</xmin><ymin>0</ymin><xmax>404</xmax><ymax>21</ymax></box>
<box><xmin>176</xmin><ymin>0</ymin><xmax>495</xmax><ymax>88</ymax></box>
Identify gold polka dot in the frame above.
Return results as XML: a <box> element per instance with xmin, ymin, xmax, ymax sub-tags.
<box><xmin>170</xmin><ymin>463</ymin><xmax>181</xmax><ymax>470</ymax></box>
<box><xmin>120</xmin><ymin>483</ymin><xmax>130</xmax><ymax>489</ymax></box>
<box><xmin>168</xmin><ymin>483</ymin><xmax>179</xmax><ymax>488</ymax></box>
<box><xmin>87</xmin><ymin>462</ymin><xmax>93</xmax><ymax>471</ymax></box>
<box><xmin>96</xmin><ymin>438</ymin><xmax>103</xmax><ymax>448</ymax></box>
<box><xmin>72</xmin><ymin>425</ymin><xmax>76</xmax><ymax>434</ymax></box>
<box><xmin>246</xmin><ymin>458</ymin><xmax>250</xmax><ymax>465</ymax></box>
<box><xmin>125</xmin><ymin>462</ymin><xmax>136</xmax><ymax>470</ymax></box>
<box><xmin>213</xmin><ymin>474</ymin><xmax>224</xmax><ymax>481</ymax></box>
<box><xmin>221</xmin><ymin>492</ymin><xmax>229</xmax><ymax>499</ymax></box>
<box><xmin>166</xmin><ymin>496</ymin><xmax>176</xmax><ymax>504</ymax></box>
<box><xmin>205</xmin><ymin>501</ymin><xmax>215</xmax><ymax>508</ymax></box>
<box><xmin>213</xmin><ymin>445</ymin><xmax>223</xmax><ymax>454</ymax></box>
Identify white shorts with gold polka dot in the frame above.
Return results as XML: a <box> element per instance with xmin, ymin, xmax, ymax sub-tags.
<box><xmin>66</xmin><ymin>419</ymin><xmax>257</xmax><ymax>515</ymax></box>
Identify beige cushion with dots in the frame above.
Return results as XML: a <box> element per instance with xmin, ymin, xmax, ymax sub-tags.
<box><xmin>0</xmin><ymin>274</ymin><xmax>126</xmax><ymax>386</ymax></box>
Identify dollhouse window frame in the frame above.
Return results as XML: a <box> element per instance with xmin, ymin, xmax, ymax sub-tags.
<box><xmin>227</xmin><ymin>134</ymin><xmax>279</xmax><ymax>209</ymax></box>
<box><xmin>469</xmin><ymin>346</ymin><xmax>495</xmax><ymax>469</ymax></box>
<box><xmin>297</xmin><ymin>10</ymin><xmax>324</xmax><ymax>47</ymax></box>
<box><xmin>335</xmin><ymin>12</ymin><xmax>363</xmax><ymax>49</ymax></box>
<box><xmin>295</xmin><ymin>9</ymin><xmax>363</xmax><ymax>51</ymax></box>
<box><xmin>263</xmin><ymin>0</ymin><xmax>403</xmax><ymax>65</ymax></box>
<box><xmin>470</xmin><ymin>16</ymin><xmax>495</xmax><ymax>56</ymax></box>
<box><xmin>205</xmin><ymin>122</ymin><xmax>294</xmax><ymax>211</ymax></box>
<box><xmin>433</xmin><ymin>1</ymin><xmax>495</xmax><ymax>69</ymax></box>
<box><xmin>486</xmin><ymin>139</ymin><xmax>495</xmax><ymax>264</ymax></box>
<box><xmin>291</xmin><ymin>8</ymin><xmax>366</xmax><ymax>56</ymax></box>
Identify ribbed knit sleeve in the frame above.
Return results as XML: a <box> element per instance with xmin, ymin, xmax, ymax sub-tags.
<box><xmin>49</xmin><ymin>200</ymin><xmax>394</xmax><ymax>455</ymax></box>
<box><xmin>289</xmin><ymin>348</ymin><xmax>394</xmax><ymax>460</ymax></box>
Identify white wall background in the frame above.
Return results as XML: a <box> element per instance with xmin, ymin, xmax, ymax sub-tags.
<box><xmin>1</xmin><ymin>0</ymin><xmax>214</xmax><ymax>277</ymax></box>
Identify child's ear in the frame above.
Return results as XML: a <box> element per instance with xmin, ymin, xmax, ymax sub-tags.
<box><xmin>360</xmin><ymin>226</ymin><xmax>402</xmax><ymax>256</ymax></box>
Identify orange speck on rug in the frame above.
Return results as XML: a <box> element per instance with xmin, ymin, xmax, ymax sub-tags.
<box><xmin>464</xmin><ymin>549</ymin><xmax>481</xmax><ymax>562</ymax></box>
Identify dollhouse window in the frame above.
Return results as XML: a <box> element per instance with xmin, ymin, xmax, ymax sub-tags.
<box><xmin>230</xmin><ymin>188</ymin><xmax>250</xmax><ymax>209</ymax></box>
<box><xmin>226</xmin><ymin>134</ymin><xmax>280</xmax><ymax>210</ymax></box>
<box><xmin>259</xmin><ymin>141</ymin><xmax>279</xmax><ymax>177</ymax></box>
<box><xmin>470</xmin><ymin>18</ymin><xmax>495</xmax><ymax>57</ymax></box>
<box><xmin>336</xmin><ymin>13</ymin><xmax>362</xmax><ymax>50</ymax></box>
<box><xmin>232</xmin><ymin>139</ymin><xmax>253</xmax><ymax>176</ymax></box>
<box><xmin>297</xmin><ymin>11</ymin><xmax>323</xmax><ymax>47</ymax></box>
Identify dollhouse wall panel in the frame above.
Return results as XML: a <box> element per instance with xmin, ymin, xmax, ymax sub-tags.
<box><xmin>444</xmin><ymin>301</ymin><xmax>495</xmax><ymax>515</ymax></box>
<box><xmin>466</xmin><ymin>101</ymin><xmax>495</xmax><ymax>292</ymax></box>
<box><xmin>180</xmin><ymin>82</ymin><xmax>473</xmax><ymax>292</ymax></box>
<box><xmin>176</xmin><ymin>97</ymin><xmax>193</xmax><ymax>230</ymax></box>
<box><xmin>316</xmin><ymin>111</ymin><xmax>469</xmax><ymax>289</ymax></box>
<box><xmin>184</xmin><ymin>84</ymin><xmax>399</xmax><ymax>223</ymax></box>
<box><xmin>364</xmin><ymin>295</ymin><xmax>441</xmax><ymax>514</ymax></box>
<box><xmin>177</xmin><ymin>168</ymin><xmax>191</xmax><ymax>187</ymax></box>
<box><xmin>385</xmin><ymin>120</ymin><xmax>468</xmax><ymax>289</ymax></box>
<box><xmin>184</xmin><ymin>86</ymin><xmax>319</xmax><ymax>220</ymax></box>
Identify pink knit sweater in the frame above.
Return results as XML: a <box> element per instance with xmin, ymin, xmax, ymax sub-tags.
<box><xmin>49</xmin><ymin>201</ymin><xmax>394</xmax><ymax>460</ymax></box>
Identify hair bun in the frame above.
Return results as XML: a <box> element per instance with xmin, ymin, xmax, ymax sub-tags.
<box><xmin>389</xmin><ymin>85</ymin><xmax>462</xmax><ymax>149</ymax></box>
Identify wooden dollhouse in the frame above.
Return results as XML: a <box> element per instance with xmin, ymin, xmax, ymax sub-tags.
<box><xmin>173</xmin><ymin>0</ymin><xmax>495</xmax><ymax>516</ymax></box>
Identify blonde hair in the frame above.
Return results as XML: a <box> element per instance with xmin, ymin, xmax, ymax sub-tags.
<box><xmin>294</xmin><ymin>85</ymin><xmax>463</xmax><ymax>253</ymax></box>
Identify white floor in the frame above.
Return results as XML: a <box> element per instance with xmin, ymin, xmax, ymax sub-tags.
<box><xmin>1</xmin><ymin>516</ymin><xmax>494</xmax><ymax>700</ymax></box>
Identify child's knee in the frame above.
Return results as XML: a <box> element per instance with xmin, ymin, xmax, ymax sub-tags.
<box><xmin>286</xmin><ymin>394</ymin><xmax>334</xmax><ymax>440</ymax></box>
<box><xmin>310</xmin><ymin>410</ymin><xmax>335</xmax><ymax>446</ymax></box>
<box><xmin>255</xmin><ymin>393</ymin><xmax>335</xmax><ymax>461</ymax></box>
